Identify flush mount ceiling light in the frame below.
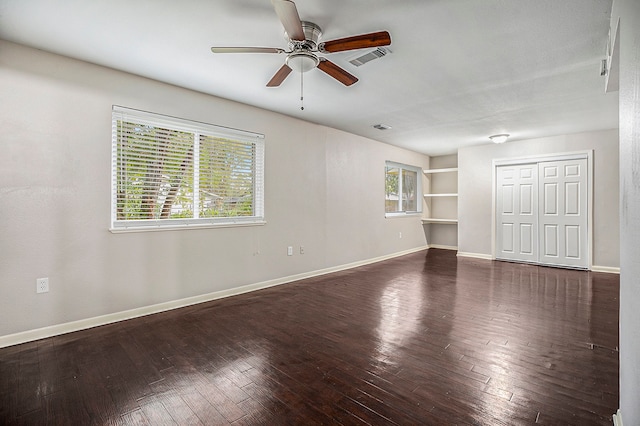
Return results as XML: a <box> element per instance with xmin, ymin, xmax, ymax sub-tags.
<box><xmin>489</xmin><ymin>134</ymin><xmax>509</xmax><ymax>144</ymax></box>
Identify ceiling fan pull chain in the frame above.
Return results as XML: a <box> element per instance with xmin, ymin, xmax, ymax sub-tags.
<box><xmin>300</xmin><ymin>69</ymin><xmax>304</xmax><ymax>111</ymax></box>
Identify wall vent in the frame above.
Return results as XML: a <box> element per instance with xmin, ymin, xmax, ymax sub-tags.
<box><xmin>349</xmin><ymin>47</ymin><xmax>391</xmax><ymax>67</ymax></box>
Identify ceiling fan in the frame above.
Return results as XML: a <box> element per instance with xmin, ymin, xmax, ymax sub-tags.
<box><xmin>211</xmin><ymin>0</ymin><xmax>391</xmax><ymax>87</ymax></box>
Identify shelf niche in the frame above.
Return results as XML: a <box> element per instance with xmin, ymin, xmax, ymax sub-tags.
<box><xmin>422</xmin><ymin>157</ymin><xmax>458</xmax><ymax>250</ymax></box>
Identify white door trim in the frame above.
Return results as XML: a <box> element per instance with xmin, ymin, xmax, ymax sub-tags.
<box><xmin>491</xmin><ymin>150</ymin><xmax>593</xmax><ymax>269</ymax></box>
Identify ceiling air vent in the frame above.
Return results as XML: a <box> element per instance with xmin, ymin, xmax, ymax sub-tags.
<box><xmin>349</xmin><ymin>47</ymin><xmax>391</xmax><ymax>67</ymax></box>
<box><xmin>373</xmin><ymin>123</ymin><xmax>392</xmax><ymax>130</ymax></box>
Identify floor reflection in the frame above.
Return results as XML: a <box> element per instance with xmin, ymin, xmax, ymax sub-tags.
<box><xmin>446</xmin><ymin>258</ymin><xmax>617</xmax><ymax>424</ymax></box>
<box><xmin>376</xmin><ymin>278</ymin><xmax>424</xmax><ymax>352</ymax></box>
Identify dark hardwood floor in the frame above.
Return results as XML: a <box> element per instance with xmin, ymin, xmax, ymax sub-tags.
<box><xmin>0</xmin><ymin>249</ymin><xmax>619</xmax><ymax>425</ymax></box>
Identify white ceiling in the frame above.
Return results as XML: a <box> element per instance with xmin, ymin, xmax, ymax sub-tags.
<box><xmin>0</xmin><ymin>0</ymin><xmax>618</xmax><ymax>156</ymax></box>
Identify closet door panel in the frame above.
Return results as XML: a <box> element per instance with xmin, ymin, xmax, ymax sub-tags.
<box><xmin>543</xmin><ymin>224</ymin><xmax>559</xmax><ymax>258</ymax></box>
<box><xmin>543</xmin><ymin>183</ymin><xmax>558</xmax><ymax>215</ymax></box>
<box><xmin>520</xmin><ymin>223</ymin><xmax>534</xmax><ymax>254</ymax></box>
<box><xmin>496</xmin><ymin>164</ymin><xmax>538</xmax><ymax>263</ymax></box>
<box><xmin>538</xmin><ymin>159</ymin><xmax>588</xmax><ymax>268</ymax></box>
<box><xmin>565</xmin><ymin>225</ymin><xmax>581</xmax><ymax>259</ymax></box>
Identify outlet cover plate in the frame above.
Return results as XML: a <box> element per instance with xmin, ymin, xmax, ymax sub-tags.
<box><xmin>36</xmin><ymin>277</ymin><xmax>49</xmax><ymax>293</ymax></box>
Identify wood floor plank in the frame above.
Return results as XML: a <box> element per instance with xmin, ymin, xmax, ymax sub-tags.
<box><xmin>76</xmin><ymin>362</ymin><xmax>120</xmax><ymax>424</ymax></box>
<box><xmin>0</xmin><ymin>249</ymin><xmax>619</xmax><ymax>424</ymax></box>
<box><xmin>43</xmin><ymin>377</ymin><xmax>92</xmax><ymax>425</ymax></box>
<box><xmin>179</xmin><ymin>387</ymin><xmax>228</xmax><ymax>425</ymax></box>
<box><xmin>0</xmin><ymin>351</ymin><xmax>20</xmax><ymax>422</ymax></box>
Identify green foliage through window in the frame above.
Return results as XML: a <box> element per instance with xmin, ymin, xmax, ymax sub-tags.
<box><xmin>385</xmin><ymin>161</ymin><xmax>421</xmax><ymax>214</ymax></box>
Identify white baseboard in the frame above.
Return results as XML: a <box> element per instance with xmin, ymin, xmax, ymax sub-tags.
<box><xmin>591</xmin><ymin>265</ymin><xmax>621</xmax><ymax>274</ymax></box>
<box><xmin>0</xmin><ymin>246</ymin><xmax>428</xmax><ymax>349</ymax></box>
<box><xmin>456</xmin><ymin>251</ymin><xmax>493</xmax><ymax>260</ymax></box>
<box><xmin>428</xmin><ymin>244</ymin><xmax>458</xmax><ymax>251</ymax></box>
<box><xmin>612</xmin><ymin>409</ymin><xmax>623</xmax><ymax>426</ymax></box>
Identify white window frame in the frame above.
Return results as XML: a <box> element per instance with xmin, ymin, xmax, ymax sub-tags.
<box><xmin>111</xmin><ymin>106</ymin><xmax>265</xmax><ymax>232</ymax></box>
<box><xmin>385</xmin><ymin>161</ymin><xmax>423</xmax><ymax>217</ymax></box>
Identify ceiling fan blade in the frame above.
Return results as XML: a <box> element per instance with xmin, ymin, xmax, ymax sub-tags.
<box><xmin>267</xmin><ymin>64</ymin><xmax>293</xmax><ymax>87</ymax></box>
<box><xmin>319</xmin><ymin>31</ymin><xmax>391</xmax><ymax>53</ymax></box>
<box><xmin>317</xmin><ymin>59</ymin><xmax>358</xmax><ymax>86</ymax></box>
<box><xmin>271</xmin><ymin>0</ymin><xmax>305</xmax><ymax>41</ymax></box>
<box><xmin>211</xmin><ymin>47</ymin><xmax>285</xmax><ymax>54</ymax></box>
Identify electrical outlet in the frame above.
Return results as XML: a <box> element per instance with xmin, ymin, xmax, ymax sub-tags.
<box><xmin>300</xmin><ymin>246</ymin><xmax>305</xmax><ymax>254</ymax></box>
<box><xmin>287</xmin><ymin>246</ymin><xmax>293</xmax><ymax>256</ymax></box>
<box><xmin>36</xmin><ymin>277</ymin><xmax>49</xmax><ymax>294</ymax></box>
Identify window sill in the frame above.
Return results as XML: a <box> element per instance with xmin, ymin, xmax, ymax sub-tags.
<box><xmin>385</xmin><ymin>212</ymin><xmax>423</xmax><ymax>219</ymax></box>
<box><xmin>110</xmin><ymin>220</ymin><xmax>266</xmax><ymax>234</ymax></box>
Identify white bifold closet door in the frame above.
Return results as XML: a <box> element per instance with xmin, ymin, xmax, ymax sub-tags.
<box><xmin>496</xmin><ymin>164</ymin><xmax>539</xmax><ymax>263</ymax></box>
<box><xmin>496</xmin><ymin>158</ymin><xmax>588</xmax><ymax>269</ymax></box>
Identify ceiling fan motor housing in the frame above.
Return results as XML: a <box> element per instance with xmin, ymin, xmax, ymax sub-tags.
<box><xmin>285</xmin><ymin>21</ymin><xmax>323</xmax><ymax>73</ymax></box>
<box><xmin>287</xmin><ymin>21</ymin><xmax>322</xmax><ymax>50</ymax></box>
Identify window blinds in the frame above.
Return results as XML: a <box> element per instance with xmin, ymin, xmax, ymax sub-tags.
<box><xmin>111</xmin><ymin>106</ymin><xmax>264</xmax><ymax>230</ymax></box>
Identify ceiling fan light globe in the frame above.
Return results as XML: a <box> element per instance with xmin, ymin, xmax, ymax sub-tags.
<box><xmin>286</xmin><ymin>52</ymin><xmax>319</xmax><ymax>73</ymax></box>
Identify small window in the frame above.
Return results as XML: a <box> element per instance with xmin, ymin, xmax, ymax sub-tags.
<box><xmin>385</xmin><ymin>161</ymin><xmax>422</xmax><ymax>216</ymax></box>
<box><xmin>111</xmin><ymin>107</ymin><xmax>264</xmax><ymax>231</ymax></box>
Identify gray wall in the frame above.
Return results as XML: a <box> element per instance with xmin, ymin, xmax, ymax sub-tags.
<box><xmin>457</xmin><ymin>130</ymin><xmax>619</xmax><ymax>269</ymax></box>
<box><xmin>613</xmin><ymin>0</ymin><xmax>640</xmax><ymax>422</ymax></box>
<box><xmin>0</xmin><ymin>41</ymin><xmax>430</xmax><ymax>339</ymax></box>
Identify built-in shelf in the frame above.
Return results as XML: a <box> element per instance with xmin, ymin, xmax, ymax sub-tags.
<box><xmin>422</xmin><ymin>218</ymin><xmax>458</xmax><ymax>224</ymax></box>
<box><xmin>423</xmin><ymin>166</ymin><xmax>458</xmax><ymax>230</ymax></box>
<box><xmin>423</xmin><ymin>193</ymin><xmax>458</xmax><ymax>197</ymax></box>
<box><xmin>423</xmin><ymin>167</ymin><xmax>458</xmax><ymax>174</ymax></box>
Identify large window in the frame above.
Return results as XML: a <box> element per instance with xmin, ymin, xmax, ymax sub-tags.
<box><xmin>111</xmin><ymin>107</ymin><xmax>264</xmax><ymax>231</ymax></box>
<box><xmin>385</xmin><ymin>161</ymin><xmax>422</xmax><ymax>216</ymax></box>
